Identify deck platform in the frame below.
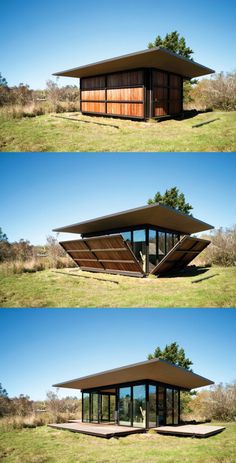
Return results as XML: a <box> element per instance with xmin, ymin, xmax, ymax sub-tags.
<box><xmin>48</xmin><ymin>422</ymin><xmax>146</xmax><ymax>438</ymax></box>
<box><xmin>155</xmin><ymin>424</ymin><xmax>225</xmax><ymax>438</ymax></box>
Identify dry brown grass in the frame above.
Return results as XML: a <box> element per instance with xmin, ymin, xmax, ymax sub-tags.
<box><xmin>0</xmin><ymin>257</ymin><xmax>76</xmax><ymax>276</ymax></box>
<box><xmin>0</xmin><ymin>101</ymin><xmax>80</xmax><ymax>119</ymax></box>
<box><xmin>0</xmin><ymin>412</ymin><xmax>81</xmax><ymax>431</ymax></box>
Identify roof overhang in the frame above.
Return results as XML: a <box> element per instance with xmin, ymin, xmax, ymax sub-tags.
<box><xmin>53</xmin><ymin>358</ymin><xmax>214</xmax><ymax>391</ymax></box>
<box><xmin>53</xmin><ymin>47</ymin><xmax>214</xmax><ymax>80</ymax></box>
<box><xmin>53</xmin><ymin>203</ymin><xmax>214</xmax><ymax>236</ymax></box>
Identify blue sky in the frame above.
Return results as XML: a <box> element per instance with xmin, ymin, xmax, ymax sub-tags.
<box><xmin>1</xmin><ymin>0</ymin><xmax>236</xmax><ymax>88</ymax></box>
<box><xmin>1</xmin><ymin>308</ymin><xmax>235</xmax><ymax>400</ymax></box>
<box><xmin>1</xmin><ymin>152</ymin><xmax>236</xmax><ymax>245</ymax></box>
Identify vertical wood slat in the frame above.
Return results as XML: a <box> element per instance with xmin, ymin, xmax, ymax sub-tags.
<box><xmin>152</xmin><ymin>70</ymin><xmax>183</xmax><ymax>117</ymax></box>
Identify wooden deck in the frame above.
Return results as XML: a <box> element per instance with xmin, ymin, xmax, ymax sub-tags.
<box><xmin>155</xmin><ymin>424</ymin><xmax>225</xmax><ymax>438</ymax></box>
<box><xmin>48</xmin><ymin>422</ymin><xmax>146</xmax><ymax>438</ymax></box>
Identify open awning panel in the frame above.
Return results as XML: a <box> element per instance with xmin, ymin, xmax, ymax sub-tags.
<box><xmin>60</xmin><ymin>234</ymin><xmax>144</xmax><ymax>277</ymax></box>
<box><xmin>151</xmin><ymin>236</ymin><xmax>211</xmax><ymax>276</ymax></box>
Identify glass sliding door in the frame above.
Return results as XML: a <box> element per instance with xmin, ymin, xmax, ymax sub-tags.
<box><xmin>82</xmin><ymin>392</ymin><xmax>90</xmax><ymax>422</ymax></box>
<box><xmin>173</xmin><ymin>233</ymin><xmax>179</xmax><ymax>246</ymax></box>
<box><xmin>148</xmin><ymin>229</ymin><xmax>157</xmax><ymax>271</ymax></box>
<box><xmin>133</xmin><ymin>230</ymin><xmax>146</xmax><ymax>271</ymax></box>
<box><xmin>173</xmin><ymin>390</ymin><xmax>179</xmax><ymax>424</ymax></box>
<box><xmin>101</xmin><ymin>394</ymin><xmax>109</xmax><ymax>422</ymax></box>
<box><xmin>91</xmin><ymin>393</ymin><xmax>99</xmax><ymax>423</ymax></box>
<box><xmin>133</xmin><ymin>384</ymin><xmax>146</xmax><ymax>427</ymax></box>
<box><xmin>157</xmin><ymin>231</ymin><xmax>165</xmax><ymax>263</ymax></box>
<box><xmin>119</xmin><ymin>386</ymin><xmax>131</xmax><ymax>426</ymax></box>
<box><xmin>110</xmin><ymin>395</ymin><xmax>116</xmax><ymax>422</ymax></box>
<box><xmin>157</xmin><ymin>386</ymin><xmax>165</xmax><ymax>426</ymax></box>
<box><xmin>148</xmin><ymin>385</ymin><xmax>157</xmax><ymax>428</ymax></box>
<box><xmin>166</xmin><ymin>232</ymin><xmax>173</xmax><ymax>254</ymax></box>
<box><xmin>166</xmin><ymin>388</ymin><xmax>173</xmax><ymax>425</ymax></box>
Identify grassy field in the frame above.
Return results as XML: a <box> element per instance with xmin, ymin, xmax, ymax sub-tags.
<box><xmin>0</xmin><ymin>266</ymin><xmax>235</xmax><ymax>308</ymax></box>
<box><xmin>0</xmin><ymin>111</ymin><xmax>235</xmax><ymax>152</ymax></box>
<box><xmin>0</xmin><ymin>422</ymin><xmax>235</xmax><ymax>463</ymax></box>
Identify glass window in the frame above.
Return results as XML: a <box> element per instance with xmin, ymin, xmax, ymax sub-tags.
<box><xmin>148</xmin><ymin>385</ymin><xmax>157</xmax><ymax>428</ymax></box>
<box><xmin>83</xmin><ymin>392</ymin><xmax>90</xmax><ymax>422</ymax></box>
<box><xmin>173</xmin><ymin>233</ymin><xmax>179</xmax><ymax>246</ymax></box>
<box><xmin>173</xmin><ymin>390</ymin><xmax>179</xmax><ymax>424</ymax></box>
<box><xmin>119</xmin><ymin>387</ymin><xmax>131</xmax><ymax>426</ymax></box>
<box><xmin>91</xmin><ymin>393</ymin><xmax>98</xmax><ymax>422</ymax></box>
<box><xmin>157</xmin><ymin>232</ymin><xmax>165</xmax><ymax>262</ymax></box>
<box><xmin>133</xmin><ymin>385</ymin><xmax>146</xmax><ymax>428</ymax></box>
<box><xmin>157</xmin><ymin>386</ymin><xmax>165</xmax><ymax>426</ymax></box>
<box><xmin>133</xmin><ymin>230</ymin><xmax>146</xmax><ymax>271</ymax></box>
<box><xmin>149</xmin><ymin>229</ymin><xmax>157</xmax><ymax>270</ymax></box>
<box><xmin>166</xmin><ymin>388</ymin><xmax>173</xmax><ymax>425</ymax></box>
<box><xmin>110</xmin><ymin>395</ymin><xmax>116</xmax><ymax>422</ymax></box>
<box><xmin>121</xmin><ymin>231</ymin><xmax>131</xmax><ymax>243</ymax></box>
<box><xmin>166</xmin><ymin>232</ymin><xmax>173</xmax><ymax>254</ymax></box>
<box><xmin>101</xmin><ymin>395</ymin><xmax>109</xmax><ymax>422</ymax></box>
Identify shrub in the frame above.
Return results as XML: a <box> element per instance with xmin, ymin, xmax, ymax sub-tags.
<box><xmin>187</xmin><ymin>382</ymin><xmax>236</xmax><ymax>422</ymax></box>
<box><xmin>193</xmin><ymin>226</ymin><xmax>236</xmax><ymax>267</ymax></box>
<box><xmin>187</xmin><ymin>71</ymin><xmax>236</xmax><ymax>111</ymax></box>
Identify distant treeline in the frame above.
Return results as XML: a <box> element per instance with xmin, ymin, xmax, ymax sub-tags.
<box><xmin>0</xmin><ymin>71</ymin><xmax>236</xmax><ymax>119</ymax></box>
<box><xmin>0</xmin><ymin>229</ymin><xmax>75</xmax><ymax>273</ymax></box>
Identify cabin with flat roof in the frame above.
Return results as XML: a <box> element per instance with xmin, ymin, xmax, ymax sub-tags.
<box><xmin>53</xmin><ymin>203</ymin><xmax>213</xmax><ymax>277</ymax></box>
<box><xmin>53</xmin><ymin>47</ymin><xmax>214</xmax><ymax>120</ymax></box>
<box><xmin>53</xmin><ymin>358</ymin><xmax>214</xmax><ymax>430</ymax></box>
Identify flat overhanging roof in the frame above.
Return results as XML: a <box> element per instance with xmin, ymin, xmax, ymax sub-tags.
<box><xmin>53</xmin><ymin>47</ymin><xmax>214</xmax><ymax>80</ymax></box>
<box><xmin>53</xmin><ymin>358</ymin><xmax>214</xmax><ymax>391</ymax></box>
<box><xmin>53</xmin><ymin>203</ymin><xmax>213</xmax><ymax>236</ymax></box>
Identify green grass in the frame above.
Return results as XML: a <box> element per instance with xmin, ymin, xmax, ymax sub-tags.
<box><xmin>0</xmin><ymin>423</ymin><xmax>235</xmax><ymax>463</ymax></box>
<box><xmin>0</xmin><ymin>266</ymin><xmax>235</xmax><ymax>307</ymax></box>
<box><xmin>0</xmin><ymin>111</ymin><xmax>235</xmax><ymax>151</ymax></box>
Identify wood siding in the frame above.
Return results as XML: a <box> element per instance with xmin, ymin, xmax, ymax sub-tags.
<box><xmin>80</xmin><ymin>69</ymin><xmax>183</xmax><ymax>119</ymax></box>
<box><xmin>152</xmin><ymin>70</ymin><xmax>183</xmax><ymax>117</ymax></box>
<box><xmin>80</xmin><ymin>70</ymin><xmax>145</xmax><ymax>119</ymax></box>
<box><xmin>151</xmin><ymin>236</ymin><xmax>210</xmax><ymax>276</ymax></box>
<box><xmin>60</xmin><ymin>235</ymin><xmax>144</xmax><ymax>277</ymax></box>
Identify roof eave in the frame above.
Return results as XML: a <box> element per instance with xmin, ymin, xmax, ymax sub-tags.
<box><xmin>53</xmin><ymin>47</ymin><xmax>215</xmax><ymax>79</ymax></box>
<box><xmin>52</xmin><ymin>203</ymin><xmax>214</xmax><ymax>236</ymax></box>
<box><xmin>52</xmin><ymin>358</ymin><xmax>214</xmax><ymax>391</ymax></box>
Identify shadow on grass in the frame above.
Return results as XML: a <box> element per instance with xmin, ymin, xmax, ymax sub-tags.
<box><xmin>161</xmin><ymin>266</ymin><xmax>211</xmax><ymax>279</ymax></box>
<box><xmin>155</xmin><ymin>109</ymin><xmax>213</xmax><ymax>123</ymax></box>
<box><xmin>53</xmin><ymin>114</ymin><xmax>120</xmax><ymax>129</ymax></box>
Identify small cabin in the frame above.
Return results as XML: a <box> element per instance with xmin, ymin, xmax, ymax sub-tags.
<box><xmin>53</xmin><ymin>358</ymin><xmax>214</xmax><ymax>429</ymax></box>
<box><xmin>53</xmin><ymin>47</ymin><xmax>214</xmax><ymax>120</ymax></box>
<box><xmin>53</xmin><ymin>203</ymin><xmax>213</xmax><ymax>277</ymax></box>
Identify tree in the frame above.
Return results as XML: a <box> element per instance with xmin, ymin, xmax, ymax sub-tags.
<box><xmin>0</xmin><ymin>383</ymin><xmax>8</xmax><ymax>397</ymax></box>
<box><xmin>0</xmin><ymin>228</ymin><xmax>8</xmax><ymax>242</ymax></box>
<box><xmin>0</xmin><ymin>383</ymin><xmax>11</xmax><ymax>417</ymax></box>
<box><xmin>0</xmin><ymin>228</ymin><xmax>10</xmax><ymax>262</ymax></box>
<box><xmin>147</xmin><ymin>187</ymin><xmax>193</xmax><ymax>215</ymax></box>
<box><xmin>0</xmin><ymin>73</ymin><xmax>8</xmax><ymax>87</ymax></box>
<box><xmin>147</xmin><ymin>342</ymin><xmax>193</xmax><ymax>371</ymax></box>
<box><xmin>148</xmin><ymin>31</ymin><xmax>194</xmax><ymax>59</ymax></box>
<box><xmin>148</xmin><ymin>32</ymin><xmax>197</xmax><ymax>105</ymax></box>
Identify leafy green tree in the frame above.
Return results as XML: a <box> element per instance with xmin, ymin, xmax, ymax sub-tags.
<box><xmin>147</xmin><ymin>187</ymin><xmax>193</xmax><ymax>215</ymax></box>
<box><xmin>147</xmin><ymin>342</ymin><xmax>193</xmax><ymax>371</ymax></box>
<box><xmin>148</xmin><ymin>32</ymin><xmax>197</xmax><ymax>104</ymax></box>
<box><xmin>148</xmin><ymin>31</ymin><xmax>193</xmax><ymax>59</ymax></box>
<box><xmin>0</xmin><ymin>73</ymin><xmax>8</xmax><ymax>87</ymax></box>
